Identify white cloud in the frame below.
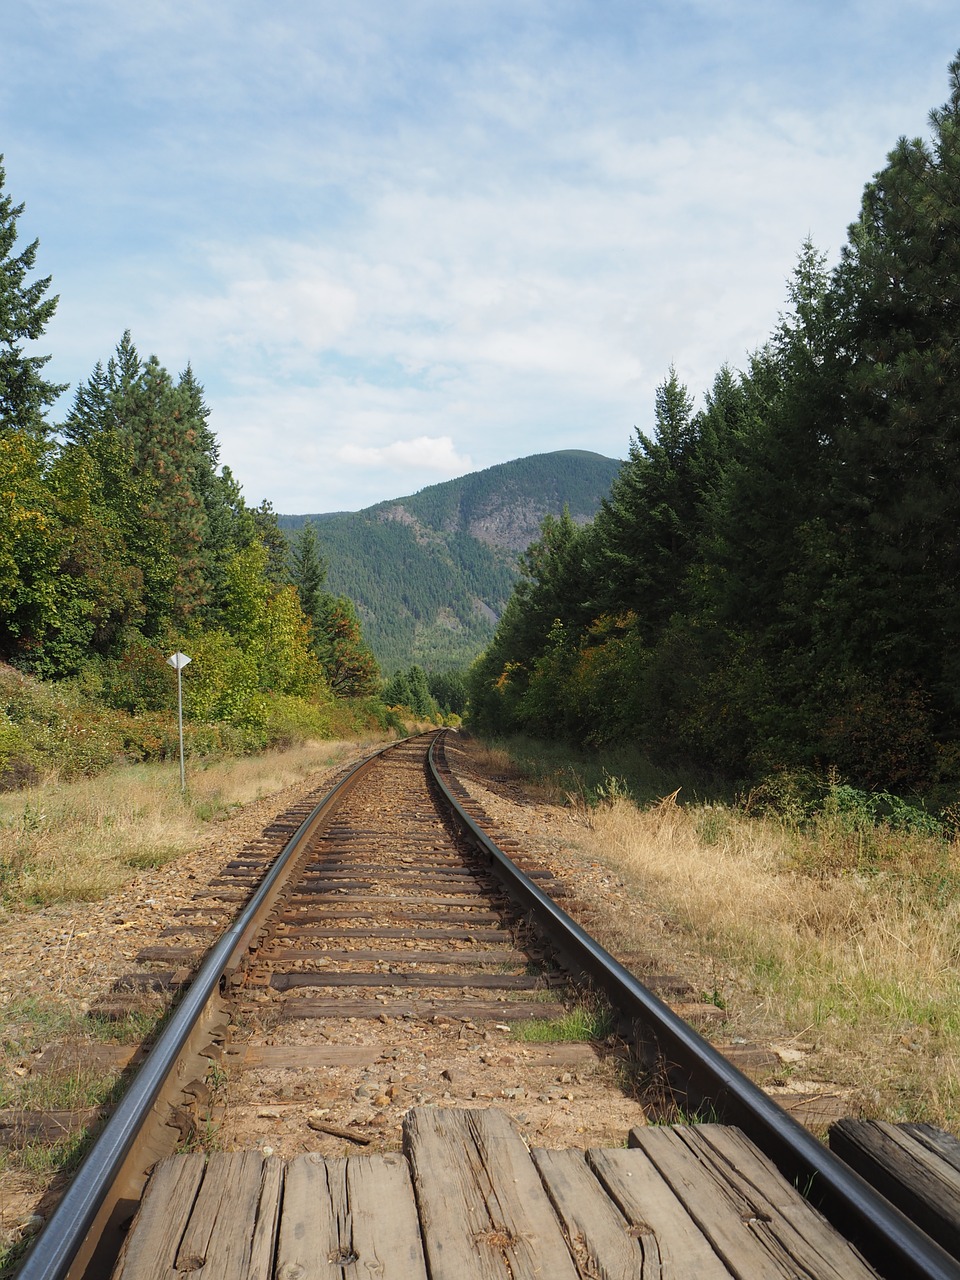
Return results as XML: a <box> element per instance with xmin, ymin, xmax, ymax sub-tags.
<box><xmin>338</xmin><ymin>436</ymin><xmax>474</xmax><ymax>475</ymax></box>
<box><xmin>5</xmin><ymin>1</ymin><xmax>960</xmax><ymax>511</ymax></box>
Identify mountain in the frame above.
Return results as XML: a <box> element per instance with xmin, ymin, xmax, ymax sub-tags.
<box><xmin>279</xmin><ymin>449</ymin><xmax>621</xmax><ymax>673</ymax></box>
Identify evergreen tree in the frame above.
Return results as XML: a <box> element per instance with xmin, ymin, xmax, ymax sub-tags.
<box><xmin>252</xmin><ymin>500</ymin><xmax>290</xmax><ymax>585</ymax></box>
<box><xmin>591</xmin><ymin>366</ymin><xmax>701</xmax><ymax>635</ymax></box>
<box><xmin>0</xmin><ymin>157</ymin><xmax>66</xmax><ymax>436</ymax></box>
<box><xmin>314</xmin><ymin>594</ymin><xmax>380</xmax><ymax>696</ymax></box>
<box><xmin>61</xmin><ymin>361</ymin><xmax>112</xmax><ymax>446</ymax></box>
<box><xmin>289</xmin><ymin>521</ymin><xmax>328</xmax><ymax>625</ymax></box>
<box><xmin>428</xmin><ymin>668</ymin><xmax>469</xmax><ymax>716</ymax></box>
<box><xmin>406</xmin><ymin>664</ymin><xmax>434</xmax><ymax>718</ymax></box>
<box><xmin>383</xmin><ymin>669</ymin><xmax>413</xmax><ymax>709</ymax></box>
<box><xmin>122</xmin><ymin>354</ymin><xmax>209</xmax><ymax>627</ymax></box>
<box><xmin>824</xmin><ymin>61</ymin><xmax>960</xmax><ymax>737</ymax></box>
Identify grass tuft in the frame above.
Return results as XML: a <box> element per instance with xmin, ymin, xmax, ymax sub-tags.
<box><xmin>513</xmin><ymin>1004</ymin><xmax>613</xmax><ymax>1043</ymax></box>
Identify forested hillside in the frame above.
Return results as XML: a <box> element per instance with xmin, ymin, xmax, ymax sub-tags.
<box><xmin>0</xmin><ymin>157</ymin><xmax>386</xmax><ymax>782</ymax></box>
<box><xmin>280</xmin><ymin>451</ymin><xmax>620</xmax><ymax>671</ymax></box>
<box><xmin>469</xmin><ymin>56</ymin><xmax>960</xmax><ymax>804</ymax></box>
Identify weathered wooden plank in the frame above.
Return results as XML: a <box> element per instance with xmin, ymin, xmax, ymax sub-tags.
<box><xmin>249</xmin><ymin>1157</ymin><xmax>284</xmax><ymax>1279</ymax></box>
<box><xmin>272</xmin><ymin>926</ymin><xmax>514</xmax><ymax>942</ymax></box>
<box><xmin>713</xmin><ymin>1045</ymin><xmax>780</xmax><ymax>1076</ymax></box>
<box><xmin>647</xmin><ymin>1125</ymin><xmax>878</xmax><ymax>1278</ymax></box>
<box><xmin>271</xmin><ymin>1152</ymin><xmax>335</xmax><ymax>1271</ymax></box>
<box><xmin>404</xmin><ymin>1106</ymin><xmax>579</xmax><ymax>1280</ymax></box>
<box><xmin>281</xmin><ymin>998</ymin><xmax>569</xmax><ymax>1021</ymax></box>
<box><xmin>242</xmin><ymin>1044</ymin><xmax>384</xmax><ymax>1068</ymax></box>
<box><xmin>903</xmin><ymin>1121</ymin><xmax>960</xmax><ymax>1176</ymax></box>
<box><xmin>271</xmin><ymin>971</ymin><xmax>545</xmax><ymax>992</ymax></box>
<box><xmin>280</xmin><ymin>908</ymin><xmax>507</xmax><ymax>925</ymax></box>
<box><xmin>532</xmin><ymin>1147</ymin><xmax>651</xmax><ymax>1279</ymax></box>
<box><xmin>303</xmin><ymin>870</ymin><xmax>493</xmax><ymax>882</ymax></box>
<box><xmin>111</xmin><ymin>1152</ymin><xmax>206</xmax><ymax>1279</ymax></box>
<box><xmin>345</xmin><ymin>1153</ymin><xmax>429</xmax><ymax>1278</ymax></box>
<box><xmin>627</xmin><ymin>1125</ymin><xmax>826</xmax><ymax>1276</ymax></box>
<box><xmin>134</xmin><ymin>947</ymin><xmax>203</xmax><ymax>964</ymax></box>
<box><xmin>588</xmin><ymin>1146</ymin><xmax>731</xmax><ymax>1278</ymax></box>
<box><xmin>830</xmin><ymin>1118</ymin><xmax>960</xmax><ymax>1261</ymax></box>
<box><xmin>175</xmin><ymin>1150</ymin><xmax>268</xmax><ymax>1276</ymax></box>
<box><xmin>299</xmin><ymin>879</ymin><xmax>497</xmax><ymax>894</ymax></box>
<box><xmin>36</xmin><ymin>1043</ymin><xmax>143</xmax><ymax>1071</ymax></box>
<box><xmin>291</xmin><ymin>893</ymin><xmax>506</xmax><ymax>907</ymax></box>
<box><xmin>0</xmin><ymin>1107</ymin><xmax>106</xmax><ymax>1146</ymax></box>
<box><xmin>276</xmin><ymin>1152</ymin><xmax>427</xmax><ymax>1279</ymax></box>
<box><xmin>261</xmin><ymin>948</ymin><xmax>528</xmax><ymax>966</ymax></box>
<box><xmin>114</xmin><ymin>971</ymin><xmax>187</xmax><ymax>992</ymax></box>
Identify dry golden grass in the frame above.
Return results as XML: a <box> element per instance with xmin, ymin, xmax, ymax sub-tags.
<box><xmin>573</xmin><ymin>792</ymin><xmax>960</xmax><ymax>1128</ymax></box>
<box><xmin>0</xmin><ymin>737</ymin><xmax>385</xmax><ymax>909</ymax></box>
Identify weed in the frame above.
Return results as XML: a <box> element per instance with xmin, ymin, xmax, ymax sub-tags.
<box><xmin>0</xmin><ymin>1235</ymin><xmax>33</xmax><ymax>1280</ymax></box>
<box><xmin>663</xmin><ymin>1102</ymin><xmax>721</xmax><ymax>1126</ymax></box>
<box><xmin>512</xmin><ymin>1004</ymin><xmax>613</xmax><ymax>1043</ymax></box>
<box><xmin>592</xmin><ymin>772</ymin><xmax>634</xmax><ymax>806</ymax></box>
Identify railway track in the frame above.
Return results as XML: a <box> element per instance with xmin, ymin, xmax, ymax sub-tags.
<box><xmin>14</xmin><ymin>731</ymin><xmax>960</xmax><ymax>1279</ymax></box>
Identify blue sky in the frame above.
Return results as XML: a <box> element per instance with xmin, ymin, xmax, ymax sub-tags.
<box><xmin>3</xmin><ymin>2</ymin><xmax>958</xmax><ymax>512</ymax></box>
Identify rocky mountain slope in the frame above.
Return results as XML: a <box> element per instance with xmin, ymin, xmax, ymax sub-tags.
<box><xmin>279</xmin><ymin>449</ymin><xmax>620</xmax><ymax>673</ymax></box>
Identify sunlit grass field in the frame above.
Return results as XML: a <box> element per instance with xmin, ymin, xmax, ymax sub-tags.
<box><xmin>477</xmin><ymin>736</ymin><xmax>960</xmax><ymax>1130</ymax></box>
<box><xmin>0</xmin><ymin>737</ymin><xmax>386</xmax><ymax>908</ymax></box>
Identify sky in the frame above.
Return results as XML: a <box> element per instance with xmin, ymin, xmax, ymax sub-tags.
<box><xmin>2</xmin><ymin>3</ymin><xmax>958</xmax><ymax>513</ymax></box>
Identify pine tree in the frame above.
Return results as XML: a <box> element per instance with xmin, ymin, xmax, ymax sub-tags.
<box><xmin>252</xmin><ymin>500</ymin><xmax>290</xmax><ymax>585</ymax></box>
<box><xmin>826</xmin><ymin>61</ymin><xmax>960</xmax><ymax>719</ymax></box>
<box><xmin>0</xmin><ymin>157</ymin><xmax>66</xmax><ymax>435</ymax></box>
<box><xmin>591</xmin><ymin>366</ymin><xmax>701</xmax><ymax>635</ymax></box>
<box><xmin>314</xmin><ymin>594</ymin><xmax>380</xmax><ymax>696</ymax></box>
<box><xmin>289</xmin><ymin>521</ymin><xmax>328</xmax><ymax>625</ymax></box>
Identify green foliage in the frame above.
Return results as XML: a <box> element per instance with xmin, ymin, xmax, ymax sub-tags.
<box><xmin>384</xmin><ymin>663</ymin><xmax>438</xmax><ymax>719</ymax></box>
<box><xmin>262</xmin><ymin>693</ymin><xmax>332</xmax><ymax>746</ymax></box>
<box><xmin>97</xmin><ymin>637</ymin><xmax>173</xmax><ymax>714</ymax></box>
<box><xmin>288</xmin><ymin>520</ymin><xmax>327</xmax><ymax>621</ymax></box>
<box><xmin>468</xmin><ymin>54</ymin><xmax>960</xmax><ymax>805</ymax></box>
<box><xmin>313</xmin><ymin>594</ymin><xmax>380</xmax><ymax>697</ymax></box>
<box><xmin>0</xmin><ymin>185</ymin><xmax>385</xmax><ymax>780</ymax></box>
<box><xmin>0</xmin><ymin>156</ymin><xmax>66</xmax><ymax>436</ymax></box>
<box><xmin>428</xmin><ymin>668</ymin><xmax>469</xmax><ymax>716</ymax></box>
<box><xmin>512</xmin><ymin>1004</ymin><xmax>613</xmax><ymax>1043</ymax></box>
<box><xmin>182</xmin><ymin>628</ymin><xmax>266</xmax><ymax>731</ymax></box>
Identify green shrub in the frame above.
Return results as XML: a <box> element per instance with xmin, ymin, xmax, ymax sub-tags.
<box><xmin>97</xmin><ymin>637</ymin><xmax>173</xmax><ymax>713</ymax></box>
<box><xmin>263</xmin><ymin>694</ymin><xmax>333</xmax><ymax>747</ymax></box>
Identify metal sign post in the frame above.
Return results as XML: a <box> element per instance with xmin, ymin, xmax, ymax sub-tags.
<box><xmin>166</xmin><ymin>652</ymin><xmax>192</xmax><ymax>793</ymax></box>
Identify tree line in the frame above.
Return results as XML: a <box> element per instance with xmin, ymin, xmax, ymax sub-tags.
<box><xmin>0</xmin><ymin>156</ymin><xmax>380</xmax><ymax>746</ymax></box>
<box><xmin>469</xmin><ymin>55</ymin><xmax>960</xmax><ymax>801</ymax></box>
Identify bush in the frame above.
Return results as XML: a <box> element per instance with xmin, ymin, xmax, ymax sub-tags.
<box><xmin>181</xmin><ymin>630</ymin><xmax>267</xmax><ymax>732</ymax></box>
<box><xmin>98</xmin><ymin>637</ymin><xmax>175</xmax><ymax>714</ymax></box>
<box><xmin>263</xmin><ymin>694</ymin><xmax>333</xmax><ymax>747</ymax></box>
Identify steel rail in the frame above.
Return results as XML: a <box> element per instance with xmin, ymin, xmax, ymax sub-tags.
<box><xmin>428</xmin><ymin>731</ymin><xmax>960</xmax><ymax>1280</ymax></box>
<box><xmin>16</xmin><ymin>740</ymin><xmax>396</xmax><ymax>1280</ymax></box>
